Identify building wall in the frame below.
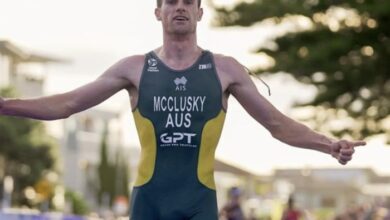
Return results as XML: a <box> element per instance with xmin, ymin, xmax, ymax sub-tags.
<box><xmin>60</xmin><ymin>111</ymin><xmax>126</xmax><ymax>209</ymax></box>
<box><xmin>0</xmin><ymin>54</ymin><xmax>46</xmax><ymax>97</ymax></box>
<box><xmin>272</xmin><ymin>169</ymin><xmax>385</xmax><ymax>215</ymax></box>
<box><xmin>10</xmin><ymin>74</ymin><xmax>44</xmax><ymax>97</ymax></box>
<box><xmin>0</xmin><ymin>54</ymin><xmax>10</xmax><ymax>88</ymax></box>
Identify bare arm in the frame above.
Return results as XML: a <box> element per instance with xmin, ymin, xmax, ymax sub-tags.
<box><xmin>0</xmin><ymin>56</ymin><xmax>142</xmax><ymax>120</ymax></box>
<box><xmin>221</xmin><ymin>56</ymin><xmax>365</xmax><ymax>165</ymax></box>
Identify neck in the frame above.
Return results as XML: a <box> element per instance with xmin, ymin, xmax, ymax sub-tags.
<box><xmin>158</xmin><ymin>32</ymin><xmax>200</xmax><ymax>61</ymax></box>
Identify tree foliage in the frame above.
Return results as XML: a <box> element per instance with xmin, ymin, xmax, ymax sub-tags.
<box><xmin>65</xmin><ymin>190</ymin><xmax>90</xmax><ymax>215</ymax></box>
<box><xmin>213</xmin><ymin>0</ymin><xmax>390</xmax><ymax>141</ymax></box>
<box><xmin>0</xmin><ymin>87</ymin><xmax>56</xmax><ymax>206</ymax></box>
<box><xmin>97</xmin><ymin>124</ymin><xmax>129</xmax><ymax>208</ymax></box>
<box><xmin>97</xmin><ymin>124</ymin><xmax>113</xmax><ymax>206</ymax></box>
<box><xmin>113</xmin><ymin>148</ymin><xmax>130</xmax><ymax>203</ymax></box>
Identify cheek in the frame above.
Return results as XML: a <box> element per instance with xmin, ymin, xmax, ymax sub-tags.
<box><xmin>159</xmin><ymin>13</ymin><xmax>169</xmax><ymax>22</ymax></box>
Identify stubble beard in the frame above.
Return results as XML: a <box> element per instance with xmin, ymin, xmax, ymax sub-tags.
<box><xmin>167</xmin><ymin>24</ymin><xmax>196</xmax><ymax>37</ymax></box>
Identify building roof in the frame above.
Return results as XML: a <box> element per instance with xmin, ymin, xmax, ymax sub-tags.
<box><xmin>0</xmin><ymin>40</ymin><xmax>65</xmax><ymax>63</ymax></box>
<box><xmin>215</xmin><ymin>159</ymin><xmax>258</xmax><ymax>177</ymax></box>
<box><xmin>273</xmin><ymin>167</ymin><xmax>390</xmax><ymax>189</ymax></box>
<box><xmin>274</xmin><ymin>167</ymin><xmax>378</xmax><ymax>179</ymax></box>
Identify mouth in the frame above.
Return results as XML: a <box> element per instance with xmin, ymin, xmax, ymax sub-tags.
<box><xmin>173</xmin><ymin>16</ymin><xmax>189</xmax><ymax>21</ymax></box>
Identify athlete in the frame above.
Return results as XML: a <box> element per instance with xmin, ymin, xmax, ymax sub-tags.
<box><xmin>0</xmin><ymin>0</ymin><xmax>366</xmax><ymax>219</ymax></box>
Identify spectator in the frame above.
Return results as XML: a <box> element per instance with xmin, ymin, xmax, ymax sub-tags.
<box><xmin>282</xmin><ymin>196</ymin><xmax>302</xmax><ymax>220</ymax></box>
<box><xmin>220</xmin><ymin>187</ymin><xmax>245</xmax><ymax>220</ymax></box>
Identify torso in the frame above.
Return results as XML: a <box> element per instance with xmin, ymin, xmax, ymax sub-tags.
<box><xmin>128</xmin><ymin>50</ymin><xmax>227</xmax><ymax>219</ymax></box>
<box><xmin>124</xmin><ymin>51</ymin><xmax>233</xmax><ymax>112</ymax></box>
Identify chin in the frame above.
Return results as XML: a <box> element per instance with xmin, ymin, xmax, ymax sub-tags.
<box><xmin>174</xmin><ymin>31</ymin><xmax>191</xmax><ymax>35</ymax></box>
<box><xmin>171</xmin><ymin>28</ymin><xmax>196</xmax><ymax>35</ymax></box>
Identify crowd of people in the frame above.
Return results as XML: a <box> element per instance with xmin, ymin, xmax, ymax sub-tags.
<box><xmin>218</xmin><ymin>189</ymin><xmax>390</xmax><ymax>220</ymax></box>
<box><xmin>334</xmin><ymin>201</ymin><xmax>390</xmax><ymax>220</ymax></box>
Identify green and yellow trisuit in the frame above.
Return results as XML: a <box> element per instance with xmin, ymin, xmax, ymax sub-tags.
<box><xmin>131</xmin><ymin>50</ymin><xmax>226</xmax><ymax>220</ymax></box>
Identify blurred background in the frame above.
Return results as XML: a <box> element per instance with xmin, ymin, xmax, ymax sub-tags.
<box><xmin>0</xmin><ymin>0</ymin><xmax>389</xmax><ymax>219</ymax></box>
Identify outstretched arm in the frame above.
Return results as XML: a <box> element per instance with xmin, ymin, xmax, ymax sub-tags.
<box><xmin>222</xmin><ymin>56</ymin><xmax>365</xmax><ymax>165</ymax></box>
<box><xmin>0</xmin><ymin>56</ymin><xmax>141</xmax><ymax>120</ymax></box>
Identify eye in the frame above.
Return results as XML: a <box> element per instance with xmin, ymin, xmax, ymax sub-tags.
<box><xmin>166</xmin><ymin>0</ymin><xmax>176</xmax><ymax>4</ymax></box>
<box><xmin>184</xmin><ymin>0</ymin><xmax>194</xmax><ymax>5</ymax></box>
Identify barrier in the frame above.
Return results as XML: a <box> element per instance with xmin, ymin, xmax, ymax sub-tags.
<box><xmin>0</xmin><ymin>212</ymin><xmax>85</xmax><ymax>220</ymax></box>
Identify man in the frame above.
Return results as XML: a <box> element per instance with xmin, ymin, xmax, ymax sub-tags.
<box><xmin>219</xmin><ymin>187</ymin><xmax>245</xmax><ymax>220</ymax></box>
<box><xmin>0</xmin><ymin>0</ymin><xmax>366</xmax><ymax>219</ymax></box>
<box><xmin>282</xmin><ymin>196</ymin><xmax>302</xmax><ymax>220</ymax></box>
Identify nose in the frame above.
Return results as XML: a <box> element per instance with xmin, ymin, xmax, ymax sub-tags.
<box><xmin>175</xmin><ymin>0</ymin><xmax>186</xmax><ymax>12</ymax></box>
<box><xmin>176</xmin><ymin>7</ymin><xmax>185</xmax><ymax>13</ymax></box>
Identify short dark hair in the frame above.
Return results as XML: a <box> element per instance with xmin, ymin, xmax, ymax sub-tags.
<box><xmin>157</xmin><ymin>0</ymin><xmax>201</xmax><ymax>8</ymax></box>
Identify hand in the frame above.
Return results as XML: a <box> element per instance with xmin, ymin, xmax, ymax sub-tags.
<box><xmin>330</xmin><ymin>140</ymin><xmax>366</xmax><ymax>165</ymax></box>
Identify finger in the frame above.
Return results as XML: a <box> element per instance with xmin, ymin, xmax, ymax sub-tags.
<box><xmin>339</xmin><ymin>157</ymin><xmax>351</xmax><ymax>165</ymax></box>
<box><xmin>339</xmin><ymin>154</ymin><xmax>352</xmax><ymax>162</ymax></box>
<box><xmin>351</xmin><ymin>141</ymin><xmax>366</xmax><ymax>147</ymax></box>
<box><xmin>339</xmin><ymin>140</ymin><xmax>350</xmax><ymax>149</ymax></box>
<box><xmin>340</xmin><ymin>151</ymin><xmax>353</xmax><ymax>157</ymax></box>
<box><xmin>340</xmin><ymin>148</ymin><xmax>355</xmax><ymax>156</ymax></box>
<box><xmin>339</xmin><ymin>160</ymin><xmax>348</xmax><ymax>165</ymax></box>
<box><xmin>331</xmin><ymin>142</ymin><xmax>341</xmax><ymax>152</ymax></box>
<box><xmin>341</xmin><ymin>147</ymin><xmax>354</xmax><ymax>153</ymax></box>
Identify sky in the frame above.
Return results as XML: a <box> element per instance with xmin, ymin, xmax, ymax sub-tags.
<box><xmin>1</xmin><ymin>0</ymin><xmax>389</xmax><ymax>175</ymax></box>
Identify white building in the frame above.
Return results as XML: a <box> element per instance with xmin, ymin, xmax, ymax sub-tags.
<box><xmin>60</xmin><ymin>108</ymin><xmax>128</xmax><ymax>209</ymax></box>
<box><xmin>0</xmin><ymin>40</ymin><xmax>130</xmax><ymax>210</ymax></box>
<box><xmin>0</xmin><ymin>40</ymin><xmax>63</xmax><ymax>97</ymax></box>
<box><xmin>272</xmin><ymin>168</ymin><xmax>390</xmax><ymax>213</ymax></box>
<box><xmin>0</xmin><ymin>40</ymin><xmax>276</xmax><ymax>215</ymax></box>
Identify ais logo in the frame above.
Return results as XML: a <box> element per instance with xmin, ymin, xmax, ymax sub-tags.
<box><xmin>174</xmin><ymin>76</ymin><xmax>187</xmax><ymax>91</ymax></box>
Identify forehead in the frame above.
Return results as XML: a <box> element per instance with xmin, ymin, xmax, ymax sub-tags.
<box><xmin>160</xmin><ymin>0</ymin><xmax>200</xmax><ymax>6</ymax></box>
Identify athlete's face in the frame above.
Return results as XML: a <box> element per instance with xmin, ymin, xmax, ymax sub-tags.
<box><xmin>155</xmin><ymin>0</ymin><xmax>203</xmax><ymax>35</ymax></box>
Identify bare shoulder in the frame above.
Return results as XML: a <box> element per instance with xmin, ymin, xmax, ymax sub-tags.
<box><xmin>120</xmin><ymin>54</ymin><xmax>145</xmax><ymax>66</ymax></box>
<box><xmin>114</xmin><ymin>54</ymin><xmax>145</xmax><ymax>77</ymax></box>
<box><xmin>105</xmin><ymin>54</ymin><xmax>145</xmax><ymax>87</ymax></box>
<box><xmin>213</xmin><ymin>53</ymin><xmax>243</xmax><ymax>74</ymax></box>
<box><xmin>212</xmin><ymin>53</ymin><xmax>250</xmax><ymax>87</ymax></box>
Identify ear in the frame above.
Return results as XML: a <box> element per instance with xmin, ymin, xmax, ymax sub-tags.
<box><xmin>197</xmin><ymin>8</ymin><xmax>203</xmax><ymax>21</ymax></box>
<box><xmin>155</xmin><ymin>8</ymin><xmax>162</xmax><ymax>21</ymax></box>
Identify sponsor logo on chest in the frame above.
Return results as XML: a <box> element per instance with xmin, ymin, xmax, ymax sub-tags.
<box><xmin>147</xmin><ymin>58</ymin><xmax>159</xmax><ymax>72</ymax></box>
<box><xmin>199</xmin><ymin>63</ymin><xmax>212</xmax><ymax>70</ymax></box>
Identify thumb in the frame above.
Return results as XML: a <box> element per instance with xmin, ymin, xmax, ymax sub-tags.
<box><xmin>329</xmin><ymin>141</ymin><xmax>341</xmax><ymax>159</ymax></box>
